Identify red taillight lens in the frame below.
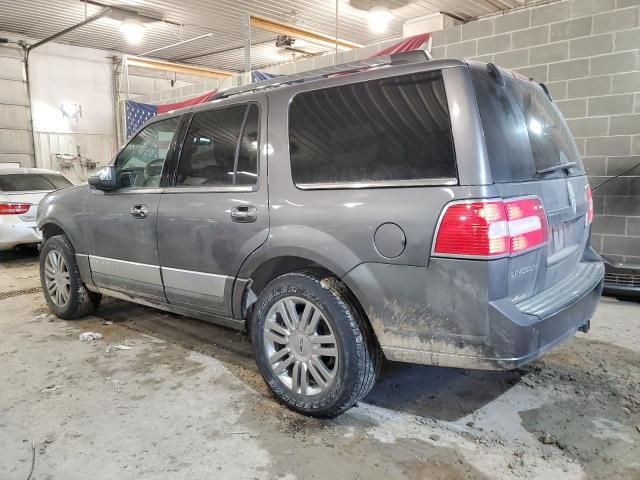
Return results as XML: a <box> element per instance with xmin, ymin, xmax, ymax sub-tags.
<box><xmin>433</xmin><ymin>197</ymin><xmax>548</xmax><ymax>258</ymax></box>
<box><xmin>0</xmin><ymin>203</ymin><xmax>31</xmax><ymax>215</ymax></box>
<box><xmin>434</xmin><ymin>201</ymin><xmax>509</xmax><ymax>257</ymax></box>
<box><xmin>504</xmin><ymin>198</ymin><xmax>548</xmax><ymax>253</ymax></box>
<box><xmin>585</xmin><ymin>184</ymin><xmax>593</xmax><ymax>226</ymax></box>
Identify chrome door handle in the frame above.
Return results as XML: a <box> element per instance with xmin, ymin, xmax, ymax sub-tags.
<box><xmin>230</xmin><ymin>205</ymin><xmax>257</xmax><ymax>223</ymax></box>
<box><xmin>130</xmin><ymin>204</ymin><xmax>149</xmax><ymax>218</ymax></box>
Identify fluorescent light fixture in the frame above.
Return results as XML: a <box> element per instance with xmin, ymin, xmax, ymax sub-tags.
<box><xmin>368</xmin><ymin>6</ymin><xmax>393</xmax><ymax>34</ymax></box>
<box><xmin>120</xmin><ymin>18</ymin><xmax>145</xmax><ymax>44</ymax></box>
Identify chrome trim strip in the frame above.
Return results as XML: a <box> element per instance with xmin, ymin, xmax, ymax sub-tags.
<box><xmin>161</xmin><ymin>266</ymin><xmax>229</xmax><ymax>297</ymax></box>
<box><xmin>162</xmin><ymin>185</ymin><xmax>255</xmax><ymax>194</ymax></box>
<box><xmin>90</xmin><ymin>188</ymin><xmax>165</xmax><ymax>195</ymax></box>
<box><xmin>296</xmin><ymin>178</ymin><xmax>458</xmax><ymax>190</ymax></box>
<box><xmin>88</xmin><ymin>255</ymin><xmax>162</xmax><ymax>285</ymax></box>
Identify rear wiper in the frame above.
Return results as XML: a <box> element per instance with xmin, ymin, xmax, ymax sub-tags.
<box><xmin>537</xmin><ymin>162</ymin><xmax>577</xmax><ymax>174</ymax></box>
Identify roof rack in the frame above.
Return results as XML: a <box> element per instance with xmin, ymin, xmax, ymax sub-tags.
<box><xmin>219</xmin><ymin>49</ymin><xmax>432</xmax><ymax>99</ymax></box>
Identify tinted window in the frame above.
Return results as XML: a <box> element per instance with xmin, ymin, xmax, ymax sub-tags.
<box><xmin>0</xmin><ymin>174</ymin><xmax>72</xmax><ymax>192</ymax></box>
<box><xmin>115</xmin><ymin>117</ymin><xmax>180</xmax><ymax>188</ymax></box>
<box><xmin>289</xmin><ymin>71</ymin><xmax>456</xmax><ymax>186</ymax></box>
<box><xmin>176</xmin><ymin>104</ymin><xmax>259</xmax><ymax>187</ymax></box>
<box><xmin>470</xmin><ymin>66</ymin><xmax>584</xmax><ymax>182</ymax></box>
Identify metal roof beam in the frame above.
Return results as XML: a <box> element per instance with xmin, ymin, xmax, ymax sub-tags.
<box><xmin>26</xmin><ymin>7</ymin><xmax>112</xmax><ymax>54</ymax></box>
<box><xmin>124</xmin><ymin>55</ymin><xmax>234</xmax><ymax>79</ymax></box>
<box><xmin>249</xmin><ymin>14</ymin><xmax>362</xmax><ymax>51</ymax></box>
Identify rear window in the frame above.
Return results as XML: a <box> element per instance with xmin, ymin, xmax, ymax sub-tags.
<box><xmin>470</xmin><ymin>66</ymin><xmax>584</xmax><ymax>183</ymax></box>
<box><xmin>289</xmin><ymin>70</ymin><xmax>457</xmax><ymax>187</ymax></box>
<box><xmin>0</xmin><ymin>174</ymin><xmax>72</xmax><ymax>192</ymax></box>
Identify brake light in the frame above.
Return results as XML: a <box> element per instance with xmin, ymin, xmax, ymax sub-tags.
<box><xmin>585</xmin><ymin>184</ymin><xmax>593</xmax><ymax>226</ymax></box>
<box><xmin>0</xmin><ymin>203</ymin><xmax>31</xmax><ymax>215</ymax></box>
<box><xmin>433</xmin><ymin>197</ymin><xmax>548</xmax><ymax>258</ymax></box>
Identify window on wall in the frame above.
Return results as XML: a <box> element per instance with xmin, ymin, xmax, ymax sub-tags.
<box><xmin>288</xmin><ymin>70</ymin><xmax>457</xmax><ymax>187</ymax></box>
<box><xmin>175</xmin><ymin>104</ymin><xmax>259</xmax><ymax>187</ymax></box>
<box><xmin>115</xmin><ymin>117</ymin><xmax>180</xmax><ymax>189</ymax></box>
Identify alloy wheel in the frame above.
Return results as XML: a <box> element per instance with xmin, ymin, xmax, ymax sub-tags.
<box><xmin>263</xmin><ymin>296</ymin><xmax>339</xmax><ymax>396</ymax></box>
<box><xmin>44</xmin><ymin>250</ymin><xmax>71</xmax><ymax>308</ymax></box>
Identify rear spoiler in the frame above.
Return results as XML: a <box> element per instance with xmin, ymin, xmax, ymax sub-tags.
<box><xmin>486</xmin><ymin>62</ymin><xmax>554</xmax><ymax>101</ymax></box>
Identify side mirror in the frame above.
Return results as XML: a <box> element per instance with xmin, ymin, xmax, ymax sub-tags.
<box><xmin>88</xmin><ymin>165</ymin><xmax>117</xmax><ymax>191</ymax></box>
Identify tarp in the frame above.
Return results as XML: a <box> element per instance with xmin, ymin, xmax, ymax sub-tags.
<box><xmin>370</xmin><ymin>33</ymin><xmax>432</xmax><ymax>58</ymax></box>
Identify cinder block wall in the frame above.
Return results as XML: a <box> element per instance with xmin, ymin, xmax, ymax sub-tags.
<box><xmin>431</xmin><ymin>0</ymin><xmax>640</xmax><ymax>264</ymax></box>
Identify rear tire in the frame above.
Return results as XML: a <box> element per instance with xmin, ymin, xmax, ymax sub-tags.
<box><xmin>251</xmin><ymin>270</ymin><xmax>381</xmax><ymax>418</ymax></box>
<box><xmin>39</xmin><ymin>235</ymin><xmax>101</xmax><ymax>319</ymax></box>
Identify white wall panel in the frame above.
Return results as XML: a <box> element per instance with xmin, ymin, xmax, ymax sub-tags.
<box><xmin>0</xmin><ymin>44</ymin><xmax>33</xmax><ymax>167</ymax></box>
<box><xmin>0</xmin><ymin>78</ymin><xmax>28</xmax><ymax>106</ymax></box>
<box><xmin>30</xmin><ymin>45</ymin><xmax>115</xmax><ymax>136</ymax></box>
<box><xmin>34</xmin><ymin>132</ymin><xmax>117</xmax><ymax>171</ymax></box>
<box><xmin>0</xmin><ymin>56</ymin><xmax>25</xmax><ymax>81</ymax></box>
<box><xmin>0</xmin><ymin>153</ymin><xmax>33</xmax><ymax>164</ymax></box>
<box><xmin>0</xmin><ymin>104</ymin><xmax>30</xmax><ymax>130</ymax></box>
<box><xmin>0</xmin><ymin>129</ymin><xmax>32</xmax><ymax>154</ymax></box>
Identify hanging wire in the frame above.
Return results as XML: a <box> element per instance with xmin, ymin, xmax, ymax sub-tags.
<box><xmin>593</xmin><ymin>160</ymin><xmax>640</xmax><ymax>192</ymax></box>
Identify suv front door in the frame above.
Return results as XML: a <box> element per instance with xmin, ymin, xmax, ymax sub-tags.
<box><xmin>157</xmin><ymin>98</ymin><xmax>268</xmax><ymax>316</ymax></box>
<box><xmin>85</xmin><ymin>115</ymin><xmax>182</xmax><ymax>300</ymax></box>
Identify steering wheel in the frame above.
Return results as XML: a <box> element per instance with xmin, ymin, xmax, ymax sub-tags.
<box><xmin>144</xmin><ymin>158</ymin><xmax>165</xmax><ymax>180</ymax></box>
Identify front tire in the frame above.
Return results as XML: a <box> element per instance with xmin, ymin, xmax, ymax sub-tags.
<box><xmin>39</xmin><ymin>235</ymin><xmax>101</xmax><ymax>319</ymax></box>
<box><xmin>252</xmin><ymin>270</ymin><xmax>381</xmax><ymax>418</ymax></box>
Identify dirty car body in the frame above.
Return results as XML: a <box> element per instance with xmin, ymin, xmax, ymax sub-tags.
<box><xmin>37</xmin><ymin>54</ymin><xmax>603</xmax><ymax>416</ymax></box>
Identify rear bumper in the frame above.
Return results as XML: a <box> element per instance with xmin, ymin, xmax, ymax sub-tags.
<box><xmin>343</xmin><ymin>257</ymin><xmax>604</xmax><ymax>370</ymax></box>
<box><xmin>0</xmin><ymin>219</ymin><xmax>42</xmax><ymax>250</ymax></box>
<box><xmin>486</xmin><ymin>263</ymin><xmax>603</xmax><ymax>369</ymax></box>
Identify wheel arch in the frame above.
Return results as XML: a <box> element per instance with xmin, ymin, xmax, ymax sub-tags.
<box><xmin>40</xmin><ymin>221</ymin><xmax>96</xmax><ymax>290</ymax></box>
<box><xmin>41</xmin><ymin>222</ymin><xmax>66</xmax><ymax>242</ymax></box>
<box><xmin>234</xmin><ymin>254</ymin><xmax>376</xmax><ymax>345</ymax></box>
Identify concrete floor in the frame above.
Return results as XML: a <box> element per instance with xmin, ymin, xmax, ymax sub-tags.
<box><xmin>0</xmin><ymin>248</ymin><xmax>639</xmax><ymax>480</ymax></box>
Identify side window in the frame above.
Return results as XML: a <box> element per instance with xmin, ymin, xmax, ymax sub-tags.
<box><xmin>115</xmin><ymin>117</ymin><xmax>180</xmax><ymax>189</ymax></box>
<box><xmin>289</xmin><ymin>70</ymin><xmax>456</xmax><ymax>187</ymax></box>
<box><xmin>175</xmin><ymin>104</ymin><xmax>259</xmax><ymax>187</ymax></box>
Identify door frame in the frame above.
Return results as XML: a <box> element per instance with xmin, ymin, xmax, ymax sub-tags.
<box><xmin>157</xmin><ymin>94</ymin><xmax>269</xmax><ymax>317</ymax></box>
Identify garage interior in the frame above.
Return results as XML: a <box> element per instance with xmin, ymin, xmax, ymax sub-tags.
<box><xmin>0</xmin><ymin>0</ymin><xmax>639</xmax><ymax>479</ymax></box>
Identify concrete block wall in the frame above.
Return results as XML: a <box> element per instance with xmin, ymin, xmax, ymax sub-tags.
<box><xmin>431</xmin><ymin>0</ymin><xmax>640</xmax><ymax>264</ymax></box>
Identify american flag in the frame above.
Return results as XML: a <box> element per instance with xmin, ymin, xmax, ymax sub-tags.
<box><xmin>124</xmin><ymin>90</ymin><xmax>219</xmax><ymax>138</ymax></box>
<box><xmin>125</xmin><ymin>100</ymin><xmax>157</xmax><ymax>138</ymax></box>
<box><xmin>251</xmin><ymin>70</ymin><xmax>279</xmax><ymax>82</ymax></box>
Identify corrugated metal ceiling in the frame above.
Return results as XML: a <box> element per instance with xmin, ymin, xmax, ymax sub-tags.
<box><xmin>0</xmin><ymin>0</ymin><xmax>531</xmax><ymax>72</ymax></box>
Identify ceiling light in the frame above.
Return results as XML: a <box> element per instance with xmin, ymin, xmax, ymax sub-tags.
<box><xmin>120</xmin><ymin>18</ymin><xmax>145</xmax><ymax>44</ymax></box>
<box><xmin>367</xmin><ymin>6</ymin><xmax>393</xmax><ymax>34</ymax></box>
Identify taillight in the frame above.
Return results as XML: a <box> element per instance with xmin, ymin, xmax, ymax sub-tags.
<box><xmin>585</xmin><ymin>184</ymin><xmax>593</xmax><ymax>226</ymax></box>
<box><xmin>0</xmin><ymin>203</ymin><xmax>31</xmax><ymax>215</ymax></box>
<box><xmin>433</xmin><ymin>197</ymin><xmax>548</xmax><ymax>259</ymax></box>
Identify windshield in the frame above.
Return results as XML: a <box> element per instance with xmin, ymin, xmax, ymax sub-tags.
<box><xmin>470</xmin><ymin>65</ymin><xmax>584</xmax><ymax>183</ymax></box>
<box><xmin>0</xmin><ymin>173</ymin><xmax>73</xmax><ymax>192</ymax></box>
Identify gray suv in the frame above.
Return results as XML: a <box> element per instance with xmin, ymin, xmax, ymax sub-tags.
<box><xmin>37</xmin><ymin>53</ymin><xmax>604</xmax><ymax>417</ymax></box>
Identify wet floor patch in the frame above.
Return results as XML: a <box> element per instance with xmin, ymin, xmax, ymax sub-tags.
<box><xmin>519</xmin><ymin>339</ymin><xmax>640</xmax><ymax>480</ymax></box>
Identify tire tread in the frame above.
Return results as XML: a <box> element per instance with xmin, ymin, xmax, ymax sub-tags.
<box><xmin>253</xmin><ymin>269</ymin><xmax>381</xmax><ymax>418</ymax></box>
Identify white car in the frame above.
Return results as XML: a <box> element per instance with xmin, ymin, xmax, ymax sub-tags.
<box><xmin>0</xmin><ymin>168</ymin><xmax>73</xmax><ymax>250</ymax></box>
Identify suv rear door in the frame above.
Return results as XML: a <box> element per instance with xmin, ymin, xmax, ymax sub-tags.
<box><xmin>469</xmin><ymin>64</ymin><xmax>592</xmax><ymax>305</ymax></box>
<box><xmin>156</xmin><ymin>96</ymin><xmax>268</xmax><ymax>317</ymax></box>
